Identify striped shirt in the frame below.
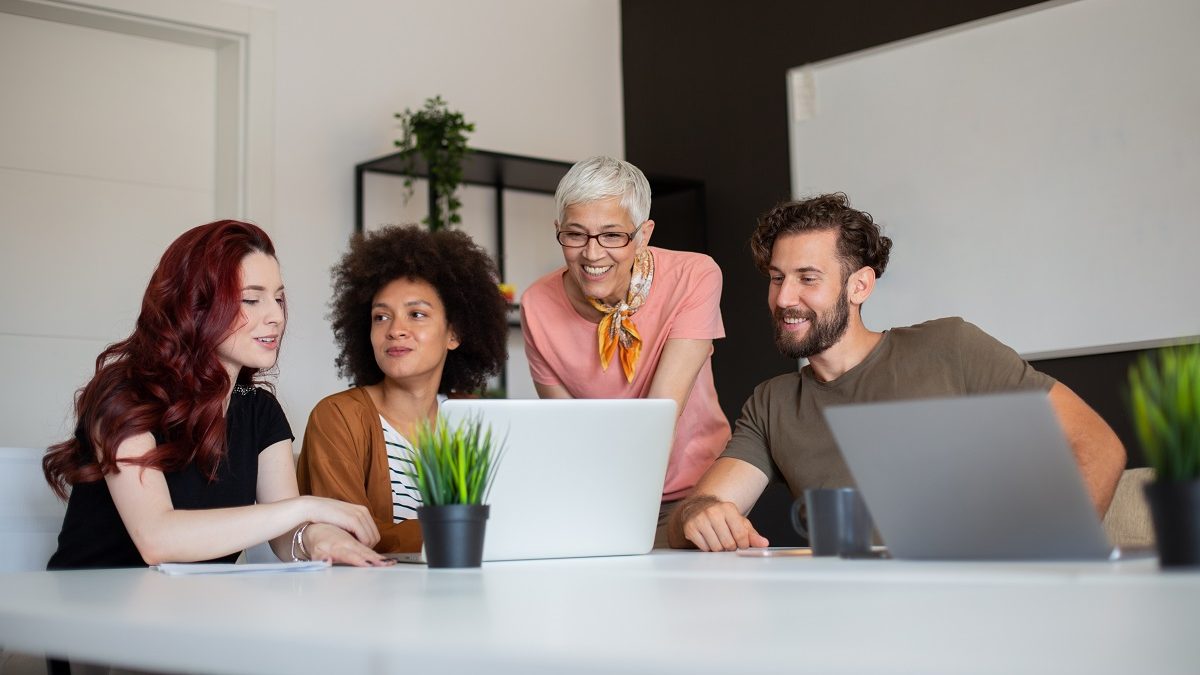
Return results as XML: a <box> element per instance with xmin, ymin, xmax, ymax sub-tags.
<box><xmin>381</xmin><ymin>416</ymin><xmax>422</xmax><ymax>523</ymax></box>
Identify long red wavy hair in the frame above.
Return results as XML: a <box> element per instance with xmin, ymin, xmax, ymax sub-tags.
<box><xmin>43</xmin><ymin>220</ymin><xmax>279</xmax><ymax>499</ymax></box>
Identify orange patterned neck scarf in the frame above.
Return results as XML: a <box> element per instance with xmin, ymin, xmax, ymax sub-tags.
<box><xmin>587</xmin><ymin>248</ymin><xmax>654</xmax><ymax>383</ymax></box>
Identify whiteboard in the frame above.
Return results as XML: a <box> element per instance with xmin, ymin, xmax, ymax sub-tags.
<box><xmin>787</xmin><ymin>0</ymin><xmax>1200</xmax><ymax>358</ymax></box>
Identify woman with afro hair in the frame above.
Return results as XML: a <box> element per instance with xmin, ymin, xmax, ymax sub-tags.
<box><xmin>296</xmin><ymin>225</ymin><xmax>508</xmax><ymax>552</ymax></box>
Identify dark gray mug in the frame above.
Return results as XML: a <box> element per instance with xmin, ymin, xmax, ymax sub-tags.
<box><xmin>790</xmin><ymin>487</ymin><xmax>874</xmax><ymax>557</ymax></box>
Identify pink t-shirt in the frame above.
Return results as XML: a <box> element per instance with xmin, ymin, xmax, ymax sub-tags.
<box><xmin>521</xmin><ymin>247</ymin><xmax>731</xmax><ymax>501</ymax></box>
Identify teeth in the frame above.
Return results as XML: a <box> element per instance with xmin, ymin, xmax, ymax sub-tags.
<box><xmin>256</xmin><ymin>337</ymin><xmax>276</xmax><ymax>343</ymax></box>
<box><xmin>783</xmin><ymin>317</ymin><xmax>806</xmax><ymax>325</ymax></box>
<box><xmin>583</xmin><ymin>265</ymin><xmax>610</xmax><ymax>275</ymax></box>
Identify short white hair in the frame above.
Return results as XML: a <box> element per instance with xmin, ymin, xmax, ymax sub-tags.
<box><xmin>555</xmin><ymin>156</ymin><xmax>652</xmax><ymax>228</ymax></box>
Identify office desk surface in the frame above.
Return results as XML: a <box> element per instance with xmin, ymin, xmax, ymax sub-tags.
<box><xmin>1</xmin><ymin>551</ymin><xmax>1197</xmax><ymax>674</ymax></box>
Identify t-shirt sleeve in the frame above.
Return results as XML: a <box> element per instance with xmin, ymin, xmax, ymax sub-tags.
<box><xmin>520</xmin><ymin>291</ymin><xmax>563</xmax><ymax>387</ymax></box>
<box><xmin>951</xmin><ymin>319</ymin><xmax>1056</xmax><ymax>393</ymax></box>
<box><xmin>668</xmin><ymin>255</ymin><xmax>725</xmax><ymax>340</ymax></box>
<box><xmin>253</xmin><ymin>389</ymin><xmax>294</xmax><ymax>453</ymax></box>
<box><xmin>719</xmin><ymin>381</ymin><xmax>781</xmax><ymax>483</ymax></box>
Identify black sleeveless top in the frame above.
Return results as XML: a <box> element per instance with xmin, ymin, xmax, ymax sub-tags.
<box><xmin>47</xmin><ymin>387</ymin><xmax>293</xmax><ymax>570</ymax></box>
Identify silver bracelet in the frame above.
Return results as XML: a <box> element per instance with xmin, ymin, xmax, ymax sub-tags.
<box><xmin>290</xmin><ymin>522</ymin><xmax>312</xmax><ymax>561</ymax></box>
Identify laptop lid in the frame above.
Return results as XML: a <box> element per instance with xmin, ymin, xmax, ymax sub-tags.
<box><xmin>823</xmin><ymin>391</ymin><xmax>1113</xmax><ymax>561</ymax></box>
<box><xmin>431</xmin><ymin>398</ymin><xmax>675</xmax><ymax>561</ymax></box>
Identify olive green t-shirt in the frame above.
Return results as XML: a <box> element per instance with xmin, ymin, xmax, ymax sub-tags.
<box><xmin>721</xmin><ymin>317</ymin><xmax>1056</xmax><ymax>496</ymax></box>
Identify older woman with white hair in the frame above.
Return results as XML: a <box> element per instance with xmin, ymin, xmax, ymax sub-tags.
<box><xmin>520</xmin><ymin>156</ymin><xmax>730</xmax><ymax>546</ymax></box>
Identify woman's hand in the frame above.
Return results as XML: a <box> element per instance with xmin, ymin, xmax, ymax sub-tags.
<box><xmin>294</xmin><ymin>496</ymin><xmax>381</xmax><ymax>547</ymax></box>
<box><xmin>303</xmin><ymin>523</ymin><xmax>394</xmax><ymax>567</ymax></box>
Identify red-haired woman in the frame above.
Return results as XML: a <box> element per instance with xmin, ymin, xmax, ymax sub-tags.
<box><xmin>43</xmin><ymin>220</ymin><xmax>391</xmax><ymax>568</ymax></box>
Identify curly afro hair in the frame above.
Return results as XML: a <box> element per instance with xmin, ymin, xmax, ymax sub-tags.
<box><xmin>329</xmin><ymin>225</ymin><xmax>508</xmax><ymax>392</ymax></box>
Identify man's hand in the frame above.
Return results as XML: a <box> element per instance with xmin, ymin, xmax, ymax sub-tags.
<box><xmin>672</xmin><ymin>495</ymin><xmax>769</xmax><ymax>551</ymax></box>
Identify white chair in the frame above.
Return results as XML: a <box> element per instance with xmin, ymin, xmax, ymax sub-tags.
<box><xmin>0</xmin><ymin>447</ymin><xmax>67</xmax><ymax>572</ymax></box>
<box><xmin>0</xmin><ymin>448</ymin><xmax>66</xmax><ymax>673</ymax></box>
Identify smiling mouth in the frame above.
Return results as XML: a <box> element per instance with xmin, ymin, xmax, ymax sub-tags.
<box><xmin>582</xmin><ymin>264</ymin><xmax>612</xmax><ymax>277</ymax></box>
<box><xmin>254</xmin><ymin>336</ymin><xmax>278</xmax><ymax>345</ymax></box>
<box><xmin>777</xmin><ymin>311</ymin><xmax>813</xmax><ymax>332</ymax></box>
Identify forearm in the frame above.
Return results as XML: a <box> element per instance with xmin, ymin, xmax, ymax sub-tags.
<box><xmin>132</xmin><ymin>498</ymin><xmax>304</xmax><ymax>565</ymax></box>
<box><xmin>668</xmin><ymin>458</ymin><xmax>770</xmax><ymax>549</ymax></box>
<box><xmin>269</xmin><ymin>521</ymin><xmax>304</xmax><ymax>562</ymax></box>
<box><xmin>647</xmin><ymin>338</ymin><xmax>712</xmax><ymax>418</ymax></box>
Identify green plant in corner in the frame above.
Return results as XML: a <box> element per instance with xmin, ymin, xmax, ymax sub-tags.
<box><xmin>408</xmin><ymin>415</ymin><xmax>504</xmax><ymax>506</ymax></box>
<box><xmin>394</xmin><ymin>95</ymin><xmax>475</xmax><ymax>231</ymax></box>
<box><xmin>1127</xmin><ymin>343</ymin><xmax>1200</xmax><ymax>481</ymax></box>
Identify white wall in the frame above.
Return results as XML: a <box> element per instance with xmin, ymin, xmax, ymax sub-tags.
<box><xmin>787</xmin><ymin>0</ymin><xmax>1200</xmax><ymax>358</ymax></box>
<box><xmin>260</xmin><ymin>0</ymin><xmax>624</xmax><ymax>438</ymax></box>
<box><xmin>0</xmin><ymin>5</ymin><xmax>229</xmax><ymax>449</ymax></box>
<box><xmin>1</xmin><ymin>0</ymin><xmax>622</xmax><ymax>448</ymax></box>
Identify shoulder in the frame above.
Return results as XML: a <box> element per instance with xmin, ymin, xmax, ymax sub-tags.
<box><xmin>309</xmin><ymin>388</ymin><xmax>376</xmax><ymax>423</ymax></box>
<box><xmin>523</xmin><ymin>268</ymin><xmax>565</xmax><ymax>302</ymax></box>
<box><xmin>890</xmin><ymin>316</ymin><xmax>984</xmax><ymax>345</ymax></box>
<box><xmin>112</xmin><ymin>430</ymin><xmax>159</xmax><ymax>460</ymax></box>
<box><xmin>520</xmin><ymin>268</ymin><xmax>570</xmax><ymax>317</ymax></box>
<box><xmin>888</xmin><ymin>317</ymin><xmax>1028</xmax><ymax>370</ymax></box>
<box><xmin>733</xmin><ymin>372</ymin><xmax>801</xmax><ymax>432</ymax></box>
<box><xmin>231</xmin><ymin>385</ymin><xmax>284</xmax><ymax>416</ymax></box>
<box><xmin>651</xmin><ymin>248</ymin><xmax>722</xmax><ymax>299</ymax></box>
<box><xmin>652</xmin><ymin>247</ymin><xmax>720</xmax><ymax>277</ymax></box>
<box><xmin>751</xmin><ymin>371</ymin><xmax>802</xmax><ymax>403</ymax></box>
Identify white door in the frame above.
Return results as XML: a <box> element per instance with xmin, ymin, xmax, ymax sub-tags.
<box><xmin>0</xmin><ymin>3</ymin><xmax>236</xmax><ymax>449</ymax></box>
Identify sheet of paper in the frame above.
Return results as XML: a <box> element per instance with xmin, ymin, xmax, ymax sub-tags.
<box><xmin>153</xmin><ymin>560</ymin><xmax>331</xmax><ymax>575</ymax></box>
<box><xmin>735</xmin><ymin>547</ymin><xmax>813</xmax><ymax>558</ymax></box>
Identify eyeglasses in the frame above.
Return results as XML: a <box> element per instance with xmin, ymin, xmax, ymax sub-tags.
<box><xmin>556</xmin><ymin>222</ymin><xmax>645</xmax><ymax>249</ymax></box>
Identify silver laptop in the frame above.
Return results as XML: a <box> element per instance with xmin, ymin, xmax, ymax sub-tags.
<box><xmin>390</xmin><ymin>398</ymin><xmax>675</xmax><ymax>563</ymax></box>
<box><xmin>823</xmin><ymin>391</ymin><xmax>1115</xmax><ymax>561</ymax></box>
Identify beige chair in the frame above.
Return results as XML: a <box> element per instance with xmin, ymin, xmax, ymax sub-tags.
<box><xmin>1102</xmin><ymin>467</ymin><xmax>1156</xmax><ymax>549</ymax></box>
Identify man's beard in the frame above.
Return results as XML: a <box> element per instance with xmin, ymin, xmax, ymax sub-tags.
<box><xmin>773</xmin><ymin>289</ymin><xmax>850</xmax><ymax>359</ymax></box>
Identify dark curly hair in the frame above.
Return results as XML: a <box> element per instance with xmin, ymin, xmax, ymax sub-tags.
<box><xmin>329</xmin><ymin>225</ymin><xmax>508</xmax><ymax>392</ymax></box>
<box><xmin>750</xmin><ymin>193</ymin><xmax>892</xmax><ymax>281</ymax></box>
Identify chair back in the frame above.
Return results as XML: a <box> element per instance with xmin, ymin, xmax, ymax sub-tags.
<box><xmin>1102</xmin><ymin>467</ymin><xmax>1156</xmax><ymax>549</ymax></box>
<box><xmin>0</xmin><ymin>447</ymin><xmax>66</xmax><ymax>571</ymax></box>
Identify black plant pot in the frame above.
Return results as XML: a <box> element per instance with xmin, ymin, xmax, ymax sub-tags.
<box><xmin>417</xmin><ymin>504</ymin><xmax>490</xmax><ymax>569</ymax></box>
<box><xmin>1143</xmin><ymin>480</ymin><xmax>1200</xmax><ymax>568</ymax></box>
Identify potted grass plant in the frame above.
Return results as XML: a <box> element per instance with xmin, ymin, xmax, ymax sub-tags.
<box><xmin>408</xmin><ymin>415</ymin><xmax>504</xmax><ymax>568</ymax></box>
<box><xmin>1127</xmin><ymin>342</ymin><xmax>1200</xmax><ymax>567</ymax></box>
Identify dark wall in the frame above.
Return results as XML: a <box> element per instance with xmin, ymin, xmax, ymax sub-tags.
<box><xmin>621</xmin><ymin>0</ymin><xmax>1046</xmax><ymax>425</ymax></box>
<box><xmin>1032</xmin><ymin>350</ymin><xmax>1151</xmax><ymax>469</ymax></box>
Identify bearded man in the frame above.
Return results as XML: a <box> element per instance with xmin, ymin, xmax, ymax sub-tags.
<box><xmin>668</xmin><ymin>193</ymin><xmax>1126</xmax><ymax>551</ymax></box>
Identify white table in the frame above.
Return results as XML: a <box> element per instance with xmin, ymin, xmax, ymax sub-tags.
<box><xmin>1</xmin><ymin>551</ymin><xmax>1197</xmax><ymax>674</ymax></box>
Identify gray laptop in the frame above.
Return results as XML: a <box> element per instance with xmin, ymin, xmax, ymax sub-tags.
<box><xmin>390</xmin><ymin>398</ymin><xmax>675</xmax><ymax>563</ymax></box>
<box><xmin>823</xmin><ymin>391</ymin><xmax>1115</xmax><ymax>561</ymax></box>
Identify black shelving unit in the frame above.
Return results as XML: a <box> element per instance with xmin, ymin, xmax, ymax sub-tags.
<box><xmin>354</xmin><ymin>149</ymin><xmax>708</xmax><ymax>283</ymax></box>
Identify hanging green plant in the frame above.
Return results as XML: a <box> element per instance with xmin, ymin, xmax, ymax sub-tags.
<box><xmin>394</xmin><ymin>95</ymin><xmax>475</xmax><ymax>231</ymax></box>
